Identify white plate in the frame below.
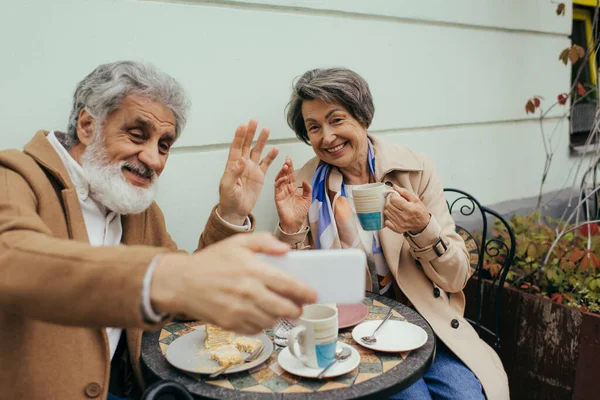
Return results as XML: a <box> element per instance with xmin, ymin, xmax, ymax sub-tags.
<box><xmin>277</xmin><ymin>342</ymin><xmax>360</xmax><ymax>379</ymax></box>
<box><xmin>352</xmin><ymin>320</ymin><xmax>428</xmax><ymax>352</ymax></box>
<box><xmin>165</xmin><ymin>326</ymin><xmax>273</xmax><ymax>374</ymax></box>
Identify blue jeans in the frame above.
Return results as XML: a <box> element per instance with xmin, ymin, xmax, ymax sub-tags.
<box><xmin>389</xmin><ymin>341</ymin><xmax>484</xmax><ymax>400</ymax></box>
<box><xmin>107</xmin><ymin>394</ymin><xmax>130</xmax><ymax>400</ymax></box>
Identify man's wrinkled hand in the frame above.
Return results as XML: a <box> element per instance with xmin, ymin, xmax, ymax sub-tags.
<box><xmin>152</xmin><ymin>233</ymin><xmax>317</xmax><ymax>334</ymax></box>
<box><xmin>218</xmin><ymin>120</ymin><xmax>278</xmax><ymax>226</ymax></box>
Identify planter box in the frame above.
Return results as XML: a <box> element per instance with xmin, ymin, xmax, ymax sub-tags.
<box><xmin>464</xmin><ymin>278</ymin><xmax>600</xmax><ymax>400</ymax></box>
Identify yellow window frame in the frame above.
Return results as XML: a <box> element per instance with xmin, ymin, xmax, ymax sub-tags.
<box><xmin>573</xmin><ymin>7</ymin><xmax>597</xmax><ymax>84</ymax></box>
<box><xmin>574</xmin><ymin>0</ymin><xmax>597</xmax><ymax>7</ymax></box>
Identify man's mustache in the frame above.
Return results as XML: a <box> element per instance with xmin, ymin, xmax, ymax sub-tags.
<box><xmin>122</xmin><ymin>161</ymin><xmax>155</xmax><ymax>179</ymax></box>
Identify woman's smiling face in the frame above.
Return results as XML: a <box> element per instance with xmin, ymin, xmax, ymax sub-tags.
<box><xmin>301</xmin><ymin>98</ymin><xmax>368</xmax><ymax>169</ymax></box>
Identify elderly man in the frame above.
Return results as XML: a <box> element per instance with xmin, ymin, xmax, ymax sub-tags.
<box><xmin>0</xmin><ymin>61</ymin><xmax>316</xmax><ymax>400</ymax></box>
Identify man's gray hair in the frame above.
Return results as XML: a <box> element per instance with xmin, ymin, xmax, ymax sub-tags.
<box><xmin>285</xmin><ymin>68</ymin><xmax>375</xmax><ymax>145</ymax></box>
<box><xmin>65</xmin><ymin>61</ymin><xmax>190</xmax><ymax>149</ymax></box>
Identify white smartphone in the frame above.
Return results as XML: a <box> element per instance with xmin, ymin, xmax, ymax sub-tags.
<box><xmin>256</xmin><ymin>249</ymin><xmax>366</xmax><ymax>304</ymax></box>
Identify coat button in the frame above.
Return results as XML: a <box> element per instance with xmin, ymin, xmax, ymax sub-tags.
<box><xmin>384</xmin><ymin>181</ymin><xmax>393</xmax><ymax>187</ymax></box>
<box><xmin>451</xmin><ymin>319</ymin><xmax>460</xmax><ymax>329</ymax></box>
<box><xmin>433</xmin><ymin>287</ymin><xmax>441</xmax><ymax>298</ymax></box>
<box><xmin>84</xmin><ymin>382</ymin><xmax>102</xmax><ymax>398</ymax></box>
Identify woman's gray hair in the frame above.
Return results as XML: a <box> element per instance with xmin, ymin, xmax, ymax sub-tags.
<box><xmin>65</xmin><ymin>61</ymin><xmax>190</xmax><ymax>149</ymax></box>
<box><xmin>285</xmin><ymin>68</ymin><xmax>374</xmax><ymax>145</ymax></box>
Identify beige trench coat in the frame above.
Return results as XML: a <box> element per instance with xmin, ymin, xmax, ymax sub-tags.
<box><xmin>274</xmin><ymin>135</ymin><xmax>509</xmax><ymax>399</ymax></box>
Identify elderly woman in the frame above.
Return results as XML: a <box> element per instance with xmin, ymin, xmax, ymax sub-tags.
<box><xmin>273</xmin><ymin>68</ymin><xmax>509</xmax><ymax>400</ymax></box>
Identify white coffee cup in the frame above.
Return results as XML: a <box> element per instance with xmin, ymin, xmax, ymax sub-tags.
<box><xmin>287</xmin><ymin>304</ymin><xmax>338</xmax><ymax>369</ymax></box>
<box><xmin>351</xmin><ymin>182</ymin><xmax>397</xmax><ymax>231</ymax></box>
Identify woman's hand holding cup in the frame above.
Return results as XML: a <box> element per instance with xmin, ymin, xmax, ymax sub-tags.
<box><xmin>383</xmin><ymin>184</ymin><xmax>431</xmax><ymax>235</ymax></box>
<box><xmin>274</xmin><ymin>157</ymin><xmax>312</xmax><ymax>233</ymax></box>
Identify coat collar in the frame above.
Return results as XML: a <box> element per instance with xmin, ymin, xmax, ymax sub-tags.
<box><xmin>369</xmin><ymin>134</ymin><xmax>423</xmax><ymax>180</ymax></box>
<box><xmin>23</xmin><ymin>131</ymin><xmax>90</xmax><ymax>242</ymax></box>
<box><xmin>23</xmin><ymin>130</ymin><xmax>149</xmax><ymax>245</ymax></box>
<box><xmin>23</xmin><ymin>130</ymin><xmax>74</xmax><ymax>190</ymax></box>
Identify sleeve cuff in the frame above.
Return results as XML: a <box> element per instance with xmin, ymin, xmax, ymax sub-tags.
<box><xmin>404</xmin><ymin>216</ymin><xmax>449</xmax><ymax>262</ymax></box>
<box><xmin>274</xmin><ymin>223</ymin><xmax>310</xmax><ymax>249</ymax></box>
<box><xmin>215</xmin><ymin>207</ymin><xmax>251</xmax><ymax>230</ymax></box>
<box><xmin>141</xmin><ymin>254</ymin><xmax>170</xmax><ymax>324</ymax></box>
<box><xmin>199</xmin><ymin>205</ymin><xmax>257</xmax><ymax>248</ymax></box>
<box><xmin>404</xmin><ymin>215</ymin><xmax>441</xmax><ymax>248</ymax></box>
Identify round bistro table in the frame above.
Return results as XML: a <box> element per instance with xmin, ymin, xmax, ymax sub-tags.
<box><xmin>141</xmin><ymin>292</ymin><xmax>435</xmax><ymax>399</ymax></box>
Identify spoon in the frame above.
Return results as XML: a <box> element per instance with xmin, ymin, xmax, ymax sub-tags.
<box><xmin>317</xmin><ymin>347</ymin><xmax>352</xmax><ymax>379</ymax></box>
<box><xmin>361</xmin><ymin>308</ymin><xmax>393</xmax><ymax>344</ymax></box>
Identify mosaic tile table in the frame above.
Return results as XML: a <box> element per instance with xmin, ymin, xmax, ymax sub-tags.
<box><xmin>141</xmin><ymin>292</ymin><xmax>435</xmax><ymax>399</ymax></box>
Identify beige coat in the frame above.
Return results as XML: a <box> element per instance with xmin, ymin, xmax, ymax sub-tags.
<box><xmin>0</xmin><ymin>131</ymin><xmax>252</xmax><ymax>400</ymax></box>
<box><xmin>275</xmin><ymin>135</ymin><xmax>509</xmax><ymax>399</ymax></box>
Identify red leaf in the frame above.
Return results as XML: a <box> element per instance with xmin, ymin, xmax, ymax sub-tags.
<box><xmin>533</xmin><ymin>98</ymin><xmax>541</xmax><ymax>107</ymax></box>
<box><xmin>558</xmin><ymin>93</ymin><xmax>568</xmax><ymax>105</ymax></box>
<box><xmin>550</xmin><ymin>293</ymin><xmax>563</xmax><ymax>304</ymax></box>
<box><xmin>577</xmin><ymin>82</ymin><xmax>586</xmax><ymax>96</ymax></box>
<box><xmin>559</xmin><ymin>48</ymin><xmax>570</xmax><ymax>65</ymax></box>
<box><xmin>525</xmin><ymin>100</ymin><xmax>536</xmax><ymax>114</ymax></box>
<box><xmin>576</xmin><ymin>45</ymin><xmax>585</xmax><ymax>58</ymax></box>
<box><xmin>520</xmin><ymin>283</ymin><xmax>531</xmax><ymax>290</ymax></box>
<box><xmin>578</xmin><ymin>223</ymin><xmax>599</xmax><ymax>236</ymax></box>
<box><xmin>581</xmin><ymin>252</ymin><xmax>591</xmax><ymax>272</ymax></box>
<box><xmin>590</xmin><ymin>252</ymin><xmax>600</xmax><ymax>272</ymax></box>
<box><xmin>570</xmin><ymin>46</ymin><xmax>582</xmax><ymax>63</ymax></box>
<box><xmin>571</xmin><ymin>248</ymin><xmax>585</xmax><ymax>262</ymax></box>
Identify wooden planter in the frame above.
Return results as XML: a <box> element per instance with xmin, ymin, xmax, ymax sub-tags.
<box><xmin>463</xmin><ymin>278</ymin><xmax>600</xmax><ymax>400</ymax></box>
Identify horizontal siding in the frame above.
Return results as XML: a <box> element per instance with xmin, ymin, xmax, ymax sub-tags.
<box><xmin>152</xmin><ymin>0</ymin><xmax>572</xmax><ymax>34</ymax></box>
<box><xmin>1</xmin><ymin>0</ymin><xmax>570</xmax><ymax>150</ymax></box>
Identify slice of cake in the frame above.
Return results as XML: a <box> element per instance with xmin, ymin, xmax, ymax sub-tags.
<box><xmin>233</xmin><ymin>337</ymin><xmax>262</xmax><ymax>353</ymax></box>
<box><xmin>204</xmin><ymin>323</ymin><xmax>235</xmax><ymax>350</ymax></box>
<box><xmin>209</xmin><ymin>344</ymin><xmax>243</xmax><ymax>367</ymax></box>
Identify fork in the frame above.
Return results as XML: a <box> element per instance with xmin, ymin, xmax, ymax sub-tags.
<box><xmin>208</xmin><ymin>344</ymin><xmax>264</xmax><ymax>378</ymax></box>
<box><xmin>273</xmin><ymin>318</ymin><xmax>295</xmax><ymax>347</ymax></box>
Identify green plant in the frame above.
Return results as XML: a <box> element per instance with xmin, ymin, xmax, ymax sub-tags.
<box><xmin>482</xmin><ymin>212</ymin><xmax>600</xmax><ymax>314</ymax></box>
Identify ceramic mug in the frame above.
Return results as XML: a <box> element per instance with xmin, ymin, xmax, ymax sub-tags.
<box><xmin>351</xmin><ymin>182</ymin><xmax>398</xmax><ymax>231</ymax></box>
<box><xmin>287</xmin><ymin>304</ymin><xmax>338</xmax><ymax>369</ymax></box>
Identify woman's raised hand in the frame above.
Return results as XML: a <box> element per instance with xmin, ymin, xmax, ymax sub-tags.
<box><xmin>274</xmin><ymin>157</ymin><xmax>312</xmax><ymax>233</ymax></box>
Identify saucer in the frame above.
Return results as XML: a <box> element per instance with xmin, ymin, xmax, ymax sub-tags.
<box><xmin>277</xmin><ymin>342</ymin><xmax>360</xmax><ymax>378</ymax></box>
<box><xmin>338</xmin><ymin>303</ymin><xmax>369</xmax><ymax>329</ymax></box>
<box><xmin>352</xmin><ymin>320</ymin><xmax>428</xmax><ymax>352</ymax></box>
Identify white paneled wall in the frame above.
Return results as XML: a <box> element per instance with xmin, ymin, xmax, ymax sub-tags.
<box><xmin>0</xmin><ymin>0</ymin><xmax>575</xmax><ymax>251</ymax></box>
<box><xmin>209</xmin><ymin>0</ymin><xmax>571</xmax><ymax>33</ymax></box>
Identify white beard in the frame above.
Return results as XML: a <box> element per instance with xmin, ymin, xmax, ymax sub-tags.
<box><xmin>80</xmin><ymin>132</ymin><xmax>159</xmax><ymax>215</ymax></box>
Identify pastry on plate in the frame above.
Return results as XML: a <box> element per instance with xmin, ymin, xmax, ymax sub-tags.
<box><xmin>204</xmin><ymin>323</ymin><xmax>234</xmax><ymax>350</ymax></box>
<box><xmin>209</xmin><ymin>344</ymin><xmax>243</xmax><ymax>367</ymax></box>
<box><xmin>233</xmin><ymin>337</ymin><xmax>262</xmax><ymax>353</ymax></box>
